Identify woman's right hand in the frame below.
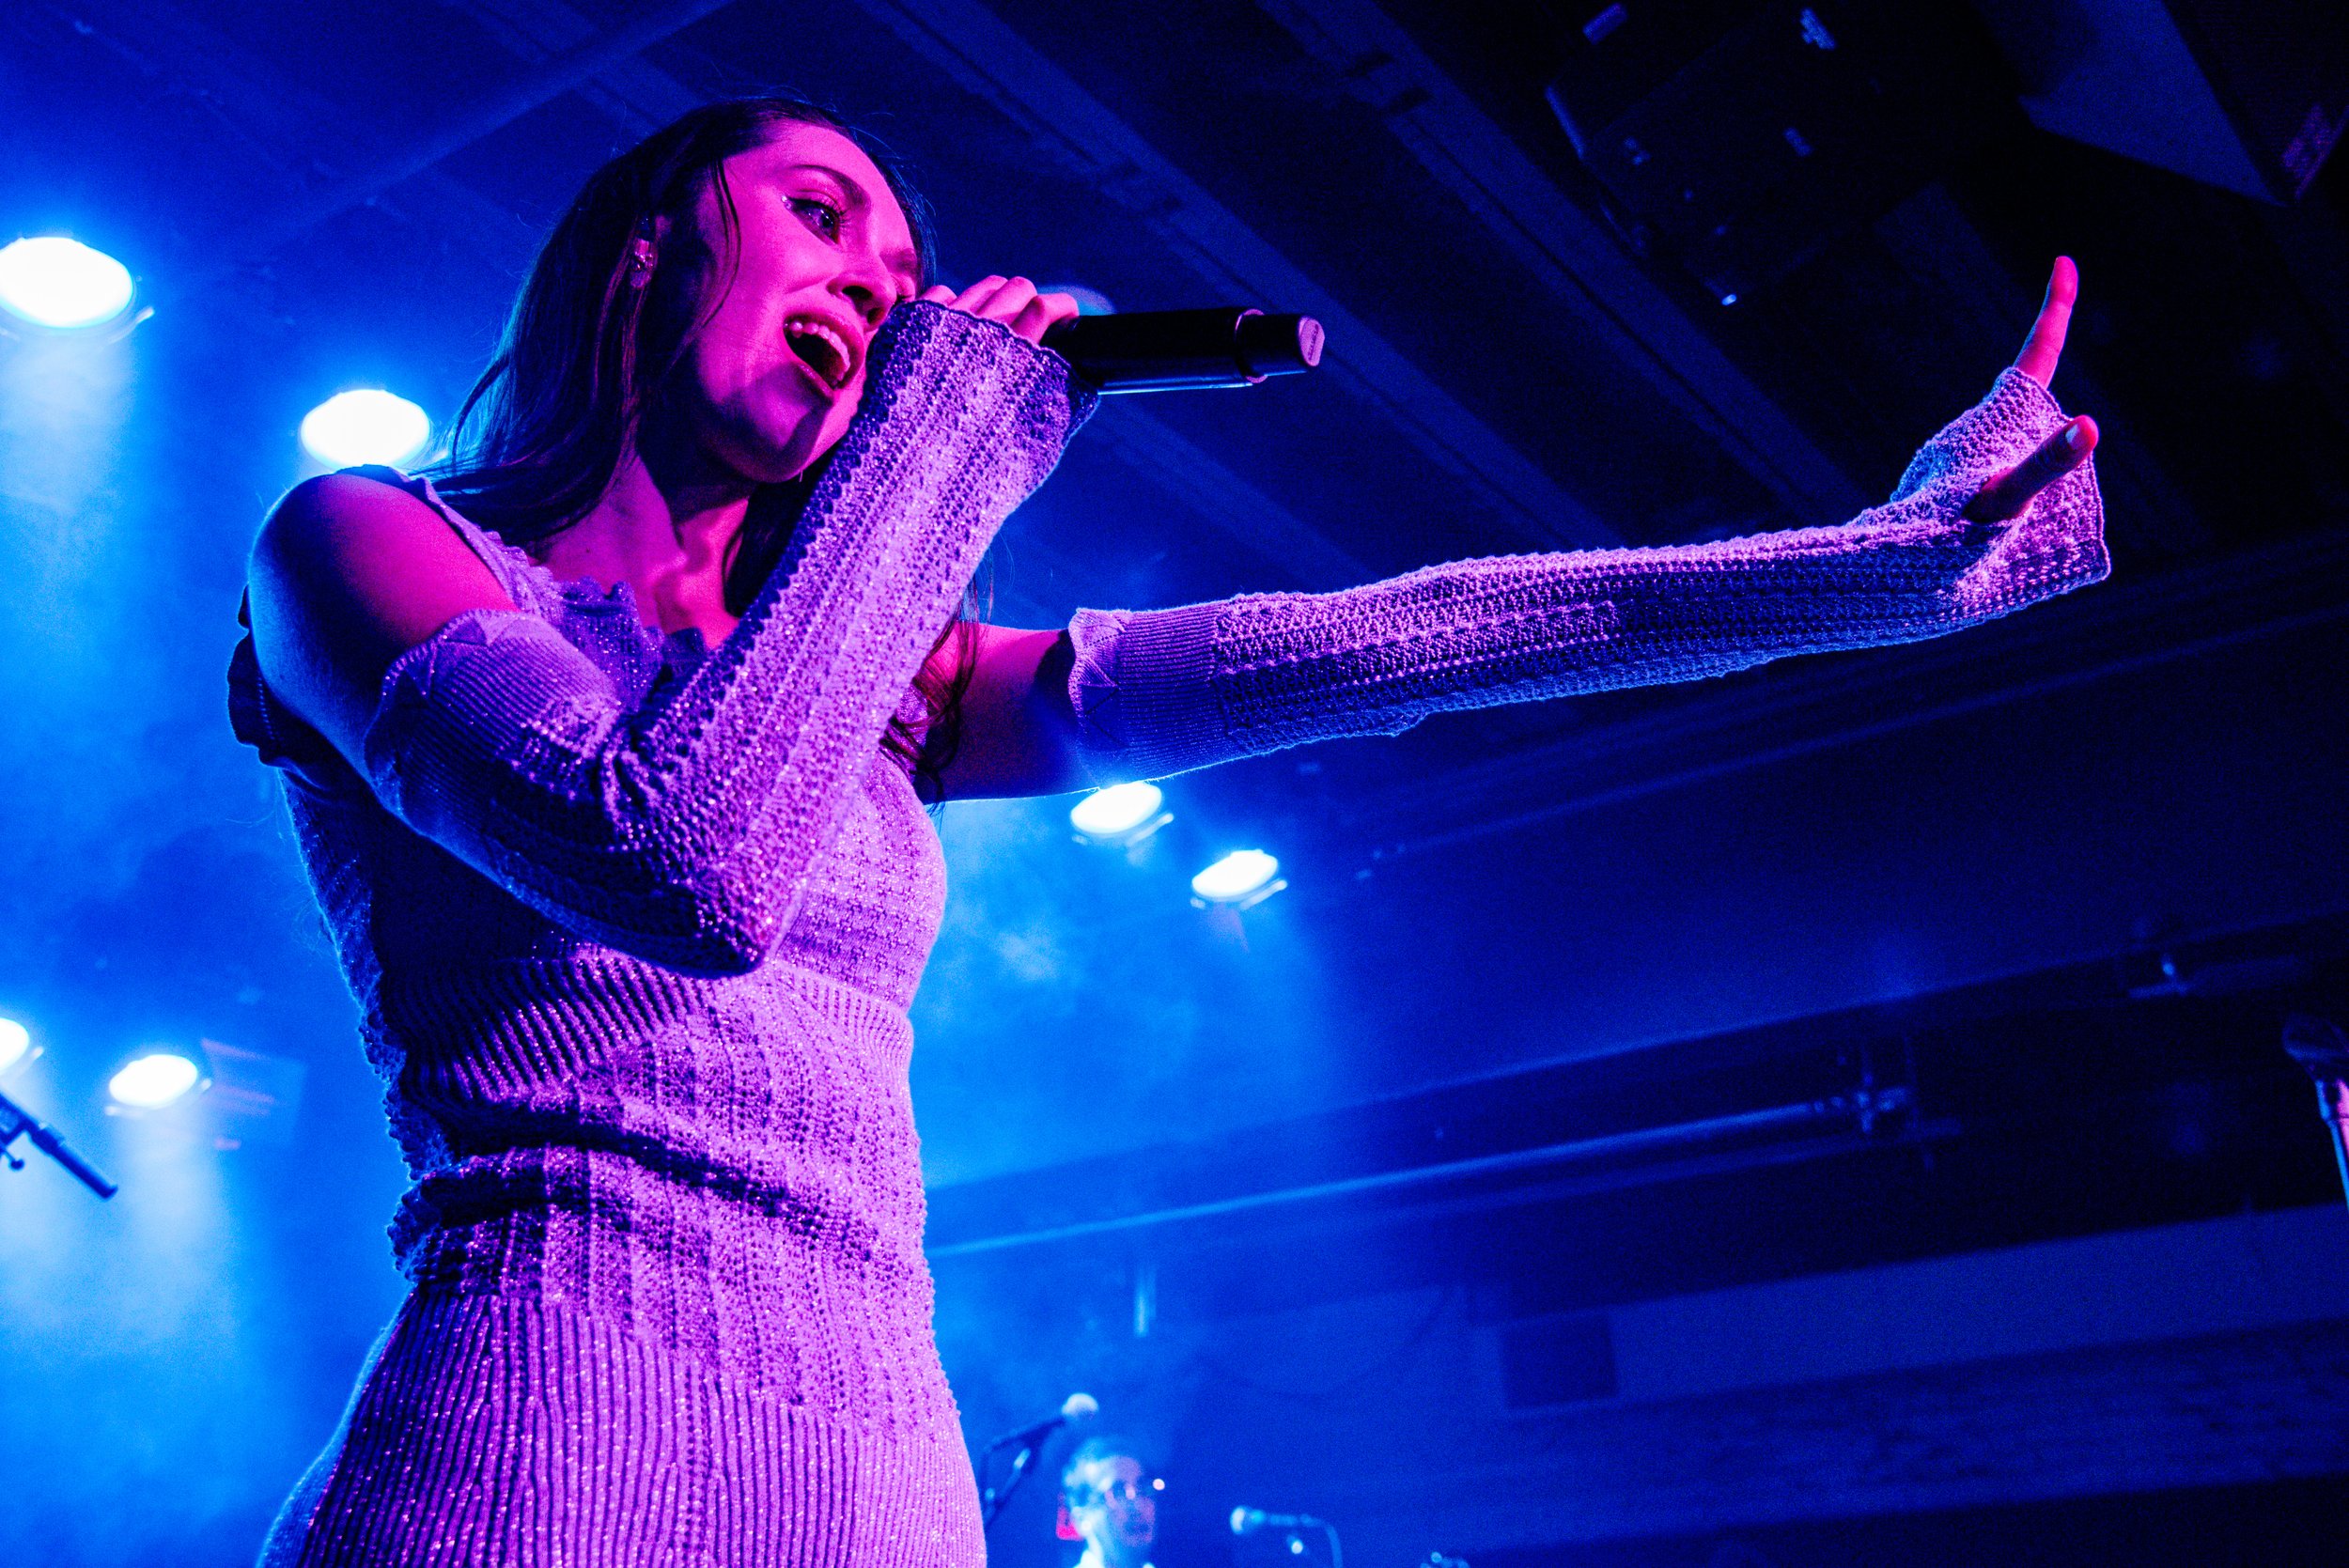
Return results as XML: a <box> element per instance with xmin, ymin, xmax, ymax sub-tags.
<box><xmin>917</xmin><ymin>275</ymin><xmax>1081</xmax><ymax>347</ymax></box>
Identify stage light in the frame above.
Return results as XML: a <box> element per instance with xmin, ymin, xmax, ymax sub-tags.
<box><xmin>1070</xmin><ymin>781</ymin><xmax>1168</xmax><ymax>844</ymax></box>
<box><xmin>0</xmin><ymin>237</ymin><xmax>135</xmax><ymax>330</ymax></box>
<box><xmin>300</xmin><ymin>389</ymin><xmax>430</xmax><ymax>467</ymax></box>
<box><xmin>1190</xmin><ymin>848</ymin><xmax>1283</xmax><ymax>908</ymax></box>
<box><xmin>0</xmin><ymin>1017</ymin><xmax>29</xmax><ymax>1075</ymax></box>
<box><xmin>1040</xmin><ymin>283</ymin><xmax>1116</xmax><ymax>316</ymax></box>
<box><xmin>107</xmin><ymin>1051</ymin><xmax>204</xmax><ymax>1110</ymax></box>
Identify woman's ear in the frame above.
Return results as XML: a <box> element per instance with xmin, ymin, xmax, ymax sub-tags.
<box><xmin>1055</xmin><ymin>1502</ymin><xmax>1082</xmax><ymax>1541</ymax></box>
<box><xmin>627</xmin><ymin>215</ymin><xmax>675</xmax><ymax>287</ymax></box>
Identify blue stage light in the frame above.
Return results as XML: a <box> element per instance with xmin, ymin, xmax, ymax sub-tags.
<box><xmin>0</xmin><ymin>237</ymin><xmax>135</xmax><ymax>330</ymax></box>
<box><xmin>0</xmin><ymin>1017</ymin><xmax>28</xmax><ymax>1075</ymax></box>
<box><xmin>1040</xmin><ymin>283</ymin><xmax>1116</xmax><ymax>316</ymax></box>
<box><xmin>300</xmin><ymin>389</ymin><xmax>431</xmax><ymax>467</ymax></box>
<box><xmin>1070</xmin><ymin>781</ymin><xmax>1166</xmax><ymax>843</ymax></box>
<box><xmin>1191</xmin><ymin>848</ymin><xmax>1283</xmax><ymax>906</ymax></box>
<box><xmin>107</xmin><ymin>1051</ymin><xmax>204</xmax><ymax>1110</ymax></box>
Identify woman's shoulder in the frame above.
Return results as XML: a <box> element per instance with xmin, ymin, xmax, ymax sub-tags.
<box><xmin>257</xmin><ymin>467</ymin><xmax>537</xmax><ymax>620</ymax></box>
<box><xmin>262</xmin><ymin>465</ymin><xmax>468</xmax><ymax>554</ymax></box>
<box><xmin>257</xmin><ymin>466</ymin><xmax>456</xmax><ymax>576</ymax></box>
<box><xmin>244</xmin><ymin>467</ymin><xmax>526</xmax><ymax>768</ymax></box>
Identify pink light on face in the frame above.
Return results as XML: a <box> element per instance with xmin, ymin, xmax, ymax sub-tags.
<box><xmin>671</xmin><ymin>126</ymin><xmax>921</xmax><ymax>487</ymax></box>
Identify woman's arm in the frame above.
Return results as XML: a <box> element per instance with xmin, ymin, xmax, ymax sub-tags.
<box><xmin>250</xmin><ymin>302</ymin><xmax>1094</xmax><ymax>972</ymax></box>
<box><xmin>916</xmin><ymin>625</ymin><xmax>1090</xmax><ymax>799</ymax></box>
<box><xmin>932</xmin><ymin>261</ymin><xmax>2104</xmax><ymax>800</ymax></box>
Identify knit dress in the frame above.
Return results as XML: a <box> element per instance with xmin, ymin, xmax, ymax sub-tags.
<box><xmin>229</xmin><ymin>303</ymin><xmax>2104</xmax><ymax>1567</ymax></box>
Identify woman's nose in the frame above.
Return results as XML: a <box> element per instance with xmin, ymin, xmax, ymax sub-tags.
<box><xmin>835</xmin><ymin>257</ymin><xmax>894</xmax><ymax>328</ymax></box>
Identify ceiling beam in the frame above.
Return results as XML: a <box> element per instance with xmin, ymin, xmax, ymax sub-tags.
<box><xmin>1254</xmin><ymin>0</ymin><xmax>1866</xmax><ymax>523</ymax></box>
<box><xmin>49</xmin><ymin>0</ymin><xmax>541</xmax><ymax>270</ymax></box>
<box><xmin>173</xmin><ymin>0</ymin><xmax>746</xmax><ymax>295</ymax></box>
<box><xmin>849</xmin><ymin>0</ymin><xmax>1624</xmax><ymax>550</ymax></box>
<box><xmin>1085</xmin><ymin>405</ymin><xmax>1372</xmax><ymax>589</ymax></box>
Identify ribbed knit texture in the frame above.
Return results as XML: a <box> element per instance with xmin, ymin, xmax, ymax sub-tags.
<box><xmin>229</xmin><ymin>303</ymin><xmax>1094</xmax><ymax>1566</ymax></box>
<box><xmin>1066</xmin><ymin>367</ymin><xmax>2107</xmax><ymax>778</ymax></box>
<box><xmin>231</xmin><ymin>331</ymin><xmax>2103</xmax><ymax>1562</ymax></box>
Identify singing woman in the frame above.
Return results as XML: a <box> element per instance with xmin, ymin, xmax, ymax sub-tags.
<box><xmin>231</xmin><ymin>97</ymin><xmax>2105</xmax><ymax>1565</ymax></box>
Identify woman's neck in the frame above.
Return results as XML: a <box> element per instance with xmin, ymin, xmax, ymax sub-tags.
<box><xmin>537</xmin><ymin>449</ymin><xmax>750</xmax><ymax>645</ymax></box>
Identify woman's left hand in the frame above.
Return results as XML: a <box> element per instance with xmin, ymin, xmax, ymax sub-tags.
<box><xmin>919</xmin><ymin>275</ymin><xmax>1081</xmax><ymax>346</ymax></box>
<box><xmin>1965</xmin><ymin>256</ymin><xmax>2101</xmax><ymax>523</ymax></box>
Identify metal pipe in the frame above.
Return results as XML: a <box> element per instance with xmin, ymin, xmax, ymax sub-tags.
<box><xmin>0</xmin><ymin>1087</ymin><xmax>117</xmax><ymax>1200</ymax></box>
<box><xmin>927</xmin><ymin>1084</ymin><xmax>1910</xmax><ymax>1259</ymax></box>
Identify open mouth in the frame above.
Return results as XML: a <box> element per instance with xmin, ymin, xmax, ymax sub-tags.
<box><xmin>781</xmin><ymin>316</ymin><xmax>858</xmax><ymax>392</ymax></box>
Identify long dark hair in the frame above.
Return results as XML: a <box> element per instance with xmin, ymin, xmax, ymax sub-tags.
<box><xmin>428</xmin><ymin>97</ymin><xmax>976</xmax><ymax>797</ymax></box>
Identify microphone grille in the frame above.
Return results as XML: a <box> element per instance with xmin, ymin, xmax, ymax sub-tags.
<box><xmin>1296</xmin><ymin>316</ymin><xmax>1324</xmax><ymax>367</ymax></box>
<box><xmin>1062</xmin><ymin>1391</ymin><xmax>1099</xmax><ymax>1421</ymax></box>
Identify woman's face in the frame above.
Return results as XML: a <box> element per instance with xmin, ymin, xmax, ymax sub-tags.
<box><xmin>660</xmin><ymin>121</ymin><xmax>922</xmax><ymax>486</ymax></box>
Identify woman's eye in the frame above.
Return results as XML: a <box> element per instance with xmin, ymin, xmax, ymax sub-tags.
<box><xmin>791</xmin><ymin>196</ymin><xmax>844</xmax><ymax>239</ymax></box>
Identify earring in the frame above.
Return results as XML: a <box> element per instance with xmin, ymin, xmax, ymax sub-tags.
<box><xmin>627</xmin><ymin>240</ymin><xmax>657</xmax><ymax>287</ymax></box>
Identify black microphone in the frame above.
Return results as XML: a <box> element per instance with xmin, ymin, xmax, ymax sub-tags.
<box><xmin>1043</xmin><ymin>309</ymin><xmax>1324</xmax><ymax>393</ymax></box>
<box><xmin>1230</xmin><ymin>1506</ymin><xmax>1325</xmax><ymax>1535</ymax></box>
<box><xmin>984</xmin><ymin>1390</ymin><xmax>1098</xmax><ymax>1453</ymax></box>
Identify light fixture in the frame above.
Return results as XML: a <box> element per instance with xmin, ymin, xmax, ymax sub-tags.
<box><xmin>1069</xmin><ymin>781</ymin><xmax>1169</xmax><ymax>845</ymax></box>
<box><xmin>1190</xmin><ymin>848</ymin><xmax>1285</xmax><ymax>909</ymax></box>
<box><xmin>1039</xmin><ymin>283</ymin><xmax>1116</xmax><ymax>316</ymax></box>
<box><xmin>300</xmin><ymin>389</ymin><xmax>431</xmax><ymax>468</ymax></box>
<box><xmin>0</xmin><ymin>1017</ymin><xmax>29</xmax><ymax>1076</ymax></box>
<box><xmin>0</xmin><ymin>237</ymin><xmax>136</xmax><ymax>331</ymax></box>
<box><xmin>107</xmin><ymin>1050</ymin><xmax>206</xmax><ymax>1110</ymax></box>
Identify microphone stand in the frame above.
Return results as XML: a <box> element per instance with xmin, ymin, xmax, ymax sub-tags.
<box><xmin>1282</xmin><ymin>1519</ymin><xmax>1343</xmax><ymax>1568</ymax></box>
<box><xmin>1237</xmin><ymin>1514</ymin><xmax>1344</xmax><ymax>1568</ymax></box>
<box><xmin>976</xmin><ymin>1434</ymin><xmax>1036</xmax><ymax>1529</ymax></box>
<box><xmin>976</xmin><ymin>1422</ymin><xmax>1058</xmax><ymax>1529</ymax></box>
<box><xmin>2283</xmin><ymin>1015</ymin><xmax>2349</xmax><ymax>1210</ymax></box>
<box><xmin>0</xmin><ymin>1086</ymin><xmax>117</xmax><ymax>1199</ymax></box>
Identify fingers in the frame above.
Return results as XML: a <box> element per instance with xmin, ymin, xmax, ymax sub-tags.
<box><xmin>1014</xmin><ymin>288</ymin><xmax>1081</xmax><ymax>343</ymax></box>
<box><xmin>2015</xmin><ymin>256</ymin><xmax>2077</xmax><ymax>388</ymax></box>
<box><xmin>1964</xmin><ymin>414</ymin><xmax>2098</xmax><ymax>522</ymax></box>
<box><xmin>954</xmin><ymin>274</ymin><xmax>1025</xmax><ymax>318</ymax></box>
<box><xmin>920</xmin><ymin>276</ymin><xmax>1079</xmax><ymax>345</ymax></box>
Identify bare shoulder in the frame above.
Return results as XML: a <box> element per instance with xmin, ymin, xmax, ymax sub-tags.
<box><xmin>255</xmin><ymin>472</ymin><xmax>471</xmax><ymax>595</ymax></box>
<box><xmin>248</xmin><ymin>472</ymin><xmax>516</xmax><ymax>763</ymax></box>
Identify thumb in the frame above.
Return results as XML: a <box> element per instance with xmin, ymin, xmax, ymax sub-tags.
<box><xmin>1964</xmin><ymin>415</ymin><xmax>2097</xmax><ymax>523</ymax></box>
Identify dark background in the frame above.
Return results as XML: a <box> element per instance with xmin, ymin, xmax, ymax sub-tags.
<box><xmin>2</xmin><ymin>1</ymin><xmax>2345</xmax><ymax>1563</ymax></box>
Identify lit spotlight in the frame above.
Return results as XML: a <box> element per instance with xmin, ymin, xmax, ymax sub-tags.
<box><xmin>0</xmin><ymin>237</ymin><xmax>135</xmax><ymax>330</ymax></box>
<box><xmin>300</xmin><ymin>389</ymin><xmax>431</xmax><ymax>468</ymax></box>
<box><xmin>107</xmin><ymin>1050</ymin><xmax>205</xmax><ymax>1110</ymax></box>
<box><xmin>0</xmin><ymin>1017</ymin><xmax>29</xmax><ymax>1075</ymax></box>
<box><xmin>1040</xmin><ymin>283</ymin><xmax>1116</xmax><ymax>316</ymax></box>
<box><xmin>1190</xmin><ymin>848</ymin><xmax>1285</xmax><ymax>909</ymax></box>
<box><xmin>1070</xmin><ymin>781</ymin><xmax>1169</xmax><ymax>845</ymax></box>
